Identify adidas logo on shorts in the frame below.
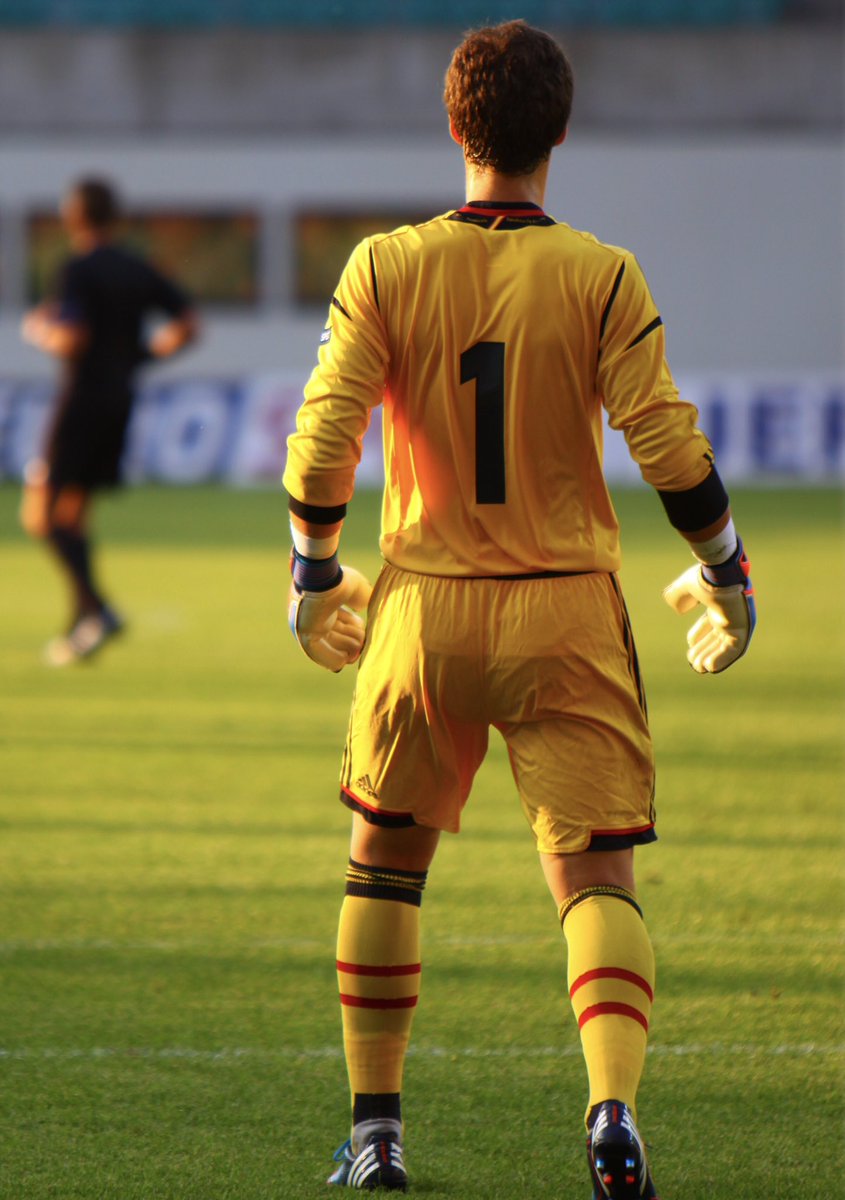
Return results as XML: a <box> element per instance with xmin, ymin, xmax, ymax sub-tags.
<box><xmin>355</xmin><ymin>774</ymin><xmax>380</xmax><ymax>800</ymax></box>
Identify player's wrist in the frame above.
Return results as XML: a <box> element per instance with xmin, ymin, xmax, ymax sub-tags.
<box><xmin>700</xmin><ymin>537</ymin><xmax>750</xmax><ymax>588</ymax></box>
<box><xmin>291</xmin><ymin>546</ymin><xmax>343</xmax><ymax>594</ymax></box>
<box><xmin>689</xmin><ymin>515</ymin><xmax>737</xmax><ymax>566</ymax></box>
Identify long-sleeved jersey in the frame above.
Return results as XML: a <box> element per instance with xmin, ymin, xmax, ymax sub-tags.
<box><xmin>283</xmin><ymin>201</ymin><xmax>717</xmax><ymax>577</ymax></box>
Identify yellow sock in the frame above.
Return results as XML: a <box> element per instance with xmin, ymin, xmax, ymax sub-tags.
<box><xmin>336</xmin><ymin>860</ymin><xmax>426</xmax><ymax>1103</ymax></box>
<box><xmin>560</xmin><ymin>886</ymin><xmax>655</xmax><ymax>1124</ymax></box>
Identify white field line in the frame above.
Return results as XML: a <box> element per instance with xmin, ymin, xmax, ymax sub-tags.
<box><xmin>0</xmin><ymin>938</ymin><xmax>329</xmax><ymax>952</ymax></box>
<box><xmin>0</xmin><ymin>933</ymin><xmax>842</xmax><ymax>952</ymax></box>
<box><xmin>0</xmin><ymin>1043</ymin><xmax>841</xmax><ymax>1063</ymax></box>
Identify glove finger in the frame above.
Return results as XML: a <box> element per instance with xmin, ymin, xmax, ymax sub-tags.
<box><xmin>689</xmin><ymin>627</ymin><xmax>737</xmax><ymax>674</ymax></box>
<box><xmin>702</xmin><ymin>631</ymin><xmax>745</xmax><ymax>674</ymax></box>
<box><xmin>298</xmin><ymin>596</ymin><xmax>368</xmax><ymax>639</ymax></box>
<box><xmin>708</xmin><ymin>650</ymin><xmax>743</xmax><ymax>674</ymax></box>
<box><xmin>294</xmin><ymin>598</ymin><xmax>339</xmax><ymax>639</ymax></box>
<box><xmin>324</xmin><ymin>628</ymin><xmax>365</xmax><ymax>658</ymax></box>
<box><xmin>325</xmin><ymin>609</ymin><xmax>366</xmax><ymax>656</ymax></box>
<box><xmin>715</xmin><ymin>596</ymin><xmax>750</xmax><ymax>638</ymax></box>
<box><xmin>686</xmin><ymin>612</ymin><xmax>712</xmax><ymax>649</ymax></box>
<box><xmin>688</xmin><ymin>631</ymin><xmax>720</xmax><ymax>672</ymax></box>
<box><xmin>662</xmin><ymin>570</ymin><xmax>702</xmax><ymax>615</ymax></box>
<box><xmin>310</xmin><ymin>638</ymin><xmax>353</xmax><ymax>672</ymax></box>
<box><xmin>332</xmin><ymin>607</ymin><xmax>365</xmax><ymax>637</ymax></box>
<box><xmin>338</xmin><ymin>567</ymin><xmax>373</xmax><ymax>612</ymax></box>
<box><xmin>688</xmin><ymin>644</ymin><xmax>720</xmax><ymax>673</ymax></box>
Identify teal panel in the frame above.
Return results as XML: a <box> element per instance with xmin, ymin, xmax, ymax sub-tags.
<box><xmin>0</xmin><ymin>0</ymin><xmax>788</xmax><ymax>28</ymax></box>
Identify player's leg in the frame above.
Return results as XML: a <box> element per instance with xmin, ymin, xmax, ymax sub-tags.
<box><xmin>44</xmin><ymin>486</ymin><xmax>124</xmax><ymax>662</ymax></box>
<box><xmin>21</xmin><ymin>463</ymin><xmax>101</xmax><ymax>618</ymax></box>
<box><xmin>329</xmin><ymin>817</ymin><xmax>440</xmax><ymax>1191</ymax></box>
<box><xmin>491</xmin><ymin>573</ymin><xmax>658</xmax><ymax>1197</ymax></box>
<box><xmin>542</xmin><ymin>849</ymin><xmax>657</xmax><ymax>1200</ymax></box>
<box><xmin>46</xmin><ymin>489</ymin><xmax>104</xmax><ymax>619</ymax></box>
<box><xmin>329</xmin><ymin>567</ymin><xmax>488</xmax><ymax>1189</ymax></box>
<box><xmin>21</xmin><ymin>462</ymin><xmax>123</xmax><ymax>662</ymax></box>
<box><xmin>540</xmin><ymin>848</ymin><xmax>653</xmax><ymax>1115</ymax></box>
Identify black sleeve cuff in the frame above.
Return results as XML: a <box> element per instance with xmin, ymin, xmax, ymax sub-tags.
<box><xmin>657</xmin><ymin>466</ymin><xmax>730</xmax><ymax>533</ymax></box>
<box><xmin>288</xmin><ymin>494</ymin><xmax>348</xmax><ymax>525</ymax></box>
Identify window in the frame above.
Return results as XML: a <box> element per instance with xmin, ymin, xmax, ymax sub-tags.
<box><xmin>294</xmin><ymin>209</ymin><xmax>438</xmax><ymax>307</ymax></box>
<box><xmin>27</xmin><ymin>210</ymin><xmax>260</xmax><ymax>306</ymax></box>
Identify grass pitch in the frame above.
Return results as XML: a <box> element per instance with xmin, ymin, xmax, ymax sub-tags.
<box><xmin>0</xmin><ymin>483</ymin><xmax>842</xmax><ymax>1199</ymax></box>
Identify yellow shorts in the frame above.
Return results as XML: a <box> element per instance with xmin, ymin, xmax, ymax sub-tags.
<box><xmin>340</xmin><ymin>564</ymin><xmax>655</xmax><ymax>854</ymax></box>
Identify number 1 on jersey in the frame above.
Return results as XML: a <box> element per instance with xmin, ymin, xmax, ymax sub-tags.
<box><xmin>460</xmin><ymin>341</ymin><xmax>506</xmax><ymax>504</ymax></box>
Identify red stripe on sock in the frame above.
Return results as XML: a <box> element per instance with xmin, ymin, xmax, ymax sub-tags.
<box><xmin>336</xmin><ymin>961</ymin><xmax>422</xmax><ymax>977</ymax></box>
<box><xmin>339</xmin><ymin>993</ymin><xmax>419</xmax><ymax>1009</ymax></box>
<box><xmin>570</xmin><ymin>967</ymin><xmax>654</xmax><ymax>1002</ymax></box>
<box><xmin>577</xmin><ymin>1002</ymin><xmax>649</xmax><ymax>1031</ymax></box>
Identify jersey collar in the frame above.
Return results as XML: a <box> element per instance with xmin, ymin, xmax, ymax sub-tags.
<box><xmin>448</xmin><ymin>200</ymin><xmax>555</xmax><ymax>229</ymax></box>
<box><xmin>459</xmin><ymin>200</ymin><xmax>547</xmax><ymax>218</ymax></box>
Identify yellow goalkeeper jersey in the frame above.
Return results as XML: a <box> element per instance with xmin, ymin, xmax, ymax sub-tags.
<box><xmin>283</xmin><ymin>201</ymin><xmax>715</xmax><ymax>577</ymax></box>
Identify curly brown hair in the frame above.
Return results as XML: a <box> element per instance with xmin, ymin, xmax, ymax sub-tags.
<box><xmin>443</xmin><ymin>21</ymin><xmax>574</xmax><ymax>177</ymax></box>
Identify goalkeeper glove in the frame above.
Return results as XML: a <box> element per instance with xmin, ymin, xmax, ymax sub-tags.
<box><xmin>662</xmin><ymin>538</ymin><xmax>756</xmax><ymax>674</ymax></box>
<box><xmin>288</xmin><ymin>560</ymin><xmax>372</xmax><ymax>673</ymax></box>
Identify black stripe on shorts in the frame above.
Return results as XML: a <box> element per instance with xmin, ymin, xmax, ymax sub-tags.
<box><xmin>341</xmin><ymin>788</ymin><xmax>417</xmax><ymax>828</ymax></box>
<box><xmin>588</xmin><ymin>827</ymin><xmax>658</xmax><ymax>852</ymax></box>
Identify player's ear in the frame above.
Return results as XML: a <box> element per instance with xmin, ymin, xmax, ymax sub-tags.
<box><xmin>448</xmin><ymin>118</ymin><xmax>463</xmax><ymax>147</ymax></box>
<box><xmin>554</xmin><ymin>126</ymin><xmax>568</xmax><ymax>147</ymax></box>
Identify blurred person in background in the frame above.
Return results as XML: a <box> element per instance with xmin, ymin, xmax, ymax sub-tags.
<box><xmin>20</xmin><ymin>177</ymin><xmax>200</xmax><ymax>666</ymax></box>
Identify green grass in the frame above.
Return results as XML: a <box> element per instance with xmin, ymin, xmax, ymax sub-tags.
<box><xmin>0</xmin><ymin>483</ymin><xmax>842</xmax><ymax>1199</ymax></box>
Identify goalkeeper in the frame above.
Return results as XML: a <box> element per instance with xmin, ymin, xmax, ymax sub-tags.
<box><xmin>283</xmin><ymin>19</ymin><xmax>755</xmax><ymax>1199</ymax></box>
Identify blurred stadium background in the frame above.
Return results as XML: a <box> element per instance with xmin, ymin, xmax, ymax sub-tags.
<box><xmin>0</xmin><ymin>0</ymin><xmax>842</xmax><ymax>489</ymax></box>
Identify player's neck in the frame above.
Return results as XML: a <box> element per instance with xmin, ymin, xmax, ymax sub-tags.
<box><xmin>69</xmin><ymin>228</ymin><xmax>113</xmax><ymax>254</ymax></box>
<box><xmin>464</xmin><ymin>159</ymin><xmax>550</xmax><ymax>208</ymax></box>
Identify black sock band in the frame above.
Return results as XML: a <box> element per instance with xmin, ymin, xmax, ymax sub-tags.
<box><xmin>48</xmin><ymin>528</ymin><xmax>103</xmax><ymax>614</ymax></box>
<box><xmin>559</xmin><ymin>885</ymin><xmax>643</xmax><ymax>928</ymax></box>
<box><xmin>345</xmin><ymin>860</ymin><xmax>428</xmax><ymax>908</ymax></box>
<box><xmin>352</xmin><ymin>1092</ymin><xmax>402</xmax><ymax>1126</ymax></box>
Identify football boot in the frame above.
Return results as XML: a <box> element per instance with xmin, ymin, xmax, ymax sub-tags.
<box><xmin>328</xmin><ymin>1128</ymin><xmax>407</xmax><ymax>1191</ymax></box>
<box><xmin>45</xmin><ymin>605</ymin><xmax>124</xmax><ymax>666</ymax></box>
<box><xmin>587</xmin><ymin>1100</ymin><xmax>659</xmax><ymax>1199</ymax></box>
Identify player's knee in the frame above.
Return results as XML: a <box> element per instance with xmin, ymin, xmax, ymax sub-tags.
<box><xmin>20</xmin><ymin>466</ymin><xmax>87</xmax><ymax>539</ymax></box>
<box><xmin>350</xmin><ymin>814</ymin><xmax>440</xmax><ymax>873</ymax></box>
<box><xmin>51</xmin><ymin>486</ymin><xmax>88</xmax><ymax>534</ymax></box>
<box><xmin>19</xmin><ymin>468</ymin><xmax>51</xmax><ymax>538</ymax></box>
<box><xmin>541</xmin><ymin>846</ymin><xmax>636</xmax><ymax>907</ymax></box>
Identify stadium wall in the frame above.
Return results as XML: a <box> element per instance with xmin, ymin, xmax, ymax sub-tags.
<box><xmin>0</xmin><ymin>26</ymin><xmax>840</xmax><ymax>135</ymax></box>
<box><xmin>0</xmin><ymin>134</ymin><xmax>841</xmax><ymax>485</ymax></box>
